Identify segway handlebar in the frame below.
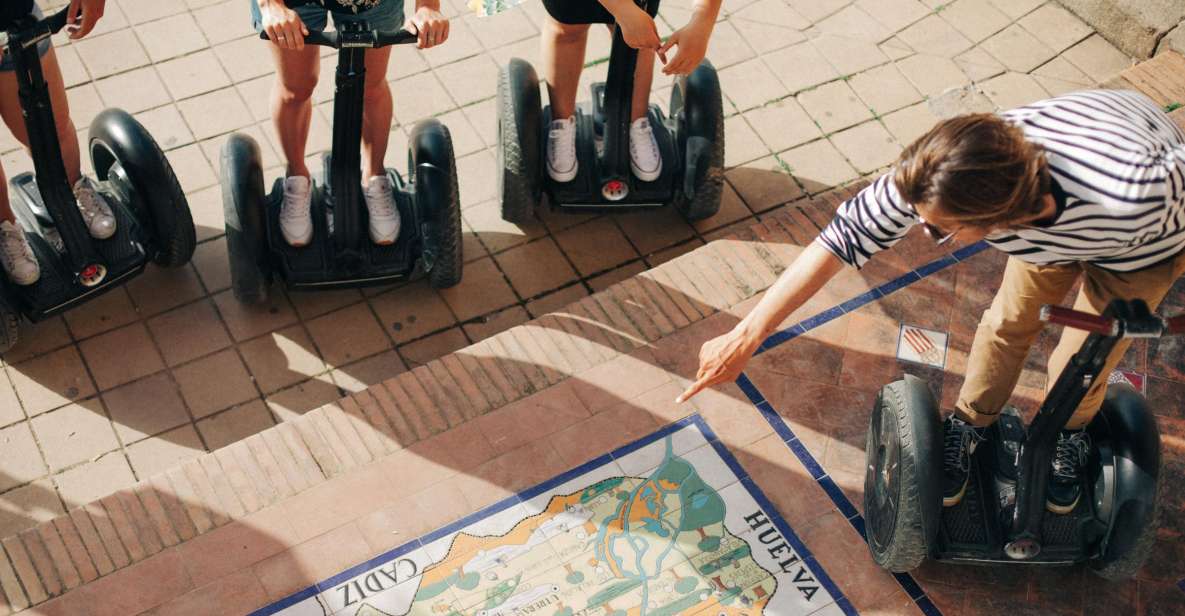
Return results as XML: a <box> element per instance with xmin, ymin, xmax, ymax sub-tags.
<box><xmin>259</xmin><ymin>25</ymin><xmax>418</xmax><ymax>48</ymax></box>
<box><xmin>1040</xmin><ymin>304</ymin><xmax>1184</xmax><ymax>338</ymax></box>
<box><xmin>0</xmin><ymin>7</ymin><xmax>71</xmax><ymax>50</ymax></box>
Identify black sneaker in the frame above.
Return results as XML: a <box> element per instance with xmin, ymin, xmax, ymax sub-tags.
<box><xmin>942</xmin><ymin>415</ymin><xmax>985</xmax><ymax>507</ymax></box>
<box><xmin>1047</xmin><ymin>430</ymin><xmax>1090</xmax><ymax>514</ymax></box>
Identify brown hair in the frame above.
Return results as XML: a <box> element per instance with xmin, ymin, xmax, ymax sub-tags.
<box><xmin>893</xmin><ymin>113</ymin><xmax>1049</xmax><ymax>228</ymax></box>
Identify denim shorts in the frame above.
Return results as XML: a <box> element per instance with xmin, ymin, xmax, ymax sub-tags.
<box><xmin>0</xmin><ymin>5</ymin><xmax>51</xmax><ymax>73</ymax></box>
<box><xmin>250</xmin><ymin>0</ymin><xmax>405</xmax><ymax>34</ymax></box>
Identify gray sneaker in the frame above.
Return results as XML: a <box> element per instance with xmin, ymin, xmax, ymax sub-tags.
<box><xmin>73</xmin><ymin>177</ymin><xmax>116</xmax><ymax>240</ymax></box>
<box><xmin>0</xmin><ymin>220</ymin><xmax>39</xmax><ymax>286</ymax></box>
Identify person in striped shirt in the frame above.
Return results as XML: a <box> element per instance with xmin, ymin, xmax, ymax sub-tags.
<box><xmin>678</xmin><ymin>89</ymin><xmax>1185</xmax><ymax>514</ymax></box>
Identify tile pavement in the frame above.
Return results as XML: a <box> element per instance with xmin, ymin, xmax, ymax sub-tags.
<box><xmin>0</xmin><ymin>0</ymin><xmax>1149</xmax><ymax>584</ymax></box>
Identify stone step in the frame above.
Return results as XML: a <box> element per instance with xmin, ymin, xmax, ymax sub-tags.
<box><xmin>1116</xmin><ymin>49</ymin><xmax>1185</xmax><ymax>107</ymax></box>
<box><xmin>0</xmin><ymin>183</ymin><xmax>866</xmax><ymax>614</ymax></box>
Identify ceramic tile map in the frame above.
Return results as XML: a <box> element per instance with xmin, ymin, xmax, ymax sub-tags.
<box><xmin>468</xmin><ymin>0</ymin><xmax>529</xmax><ymax>17</ymax></box>
<box><xmin>258</xmin><ymin>418</ymin><xmax>846</xmax><ymax>616</ymax></box>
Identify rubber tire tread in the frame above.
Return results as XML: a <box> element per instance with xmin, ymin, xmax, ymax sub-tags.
<box><xmin>865</xmin><ymin>380</ymin><xmax>930</xmax><ymax>572</ymax></box>
<box><xmin>1090</xmin><ymin>468</ymin><xmax>1161</xmax><ymax>580</ymax></box>
<box><xmin>498</xmin><ymin>61</ymin><xmax>541</xmax><ymax>224</ymax></box>
<box><xmin>422</xmin><ymin>123</ymin><xmax>463</xmax><ymax>290</ymax></box>
<box><xmin>673</xmin><ymin>63</ymin><xmax>724</xmax><ymax>222</ymax></box>
<box><xmin>221</xmin><ymin>135</ymin><xmax>271</xmax><ymax>305</ymax></box>
<box><xmin>89</xmin><ymin>109</ymin><xmax>196</xmax><ymax>267</ymax></box>
<box><xmin>0</xmin><ymin>294</ymin><xmax>18</xmax><ymax>355</ymax></box>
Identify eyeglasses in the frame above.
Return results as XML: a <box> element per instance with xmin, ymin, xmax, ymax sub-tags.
<box><xmin>920</xmin><ymin>220</ymin><xmax>960</xmax><ymax>246</ymax></box>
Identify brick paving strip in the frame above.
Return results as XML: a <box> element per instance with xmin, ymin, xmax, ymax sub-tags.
<box><xmin>1</xmin><ymin>35</ymin><xmax>1184</xmax><ymax>616</ymax></box>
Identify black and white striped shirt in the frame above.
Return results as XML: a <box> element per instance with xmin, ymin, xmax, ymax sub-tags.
<box><xmin>817</xmin><ymin>90</ymin><xmax>1185</xmax><ymax>272</ymax></box>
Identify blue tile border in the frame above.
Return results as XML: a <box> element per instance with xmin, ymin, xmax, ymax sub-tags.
<box><xmin>753</xmin><ymin>242</ymin><xmax>986</xmax><ymax>357</ymax></box>
<box><xmin>250</xmin><ymin>414</ymin><xmax>854</xmax><ymax>616</ymax></box>
<box><xmin>732</xmin><ymin>243</ymin><xmax>983</xmax><ymax>616</ymax></box>
<box><xmin>1178</xmin><ymin>577</ymin><xmax>1185</xmax><ymax>593</ymax></box>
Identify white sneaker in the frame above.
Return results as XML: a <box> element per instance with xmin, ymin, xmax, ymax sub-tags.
<box><xmin>629</xmin><ymin>117</ymin><xmax>662</xmax><ymax>182</ymax></box>
<box><xmin>73</xmin><ymin>177</ymin><xmax>116</xmax><ymax>240</ymax></box>
<box><xmin>280</xmin><ymin>175</ymin><xmax>314</xmax><ymax>247</ymax></box>
<box><xmin>0</xmin><ymin>220</ymin><xmax>39</xmax><ymax>286</ymax></box>
<box><xmin>362</xmin><ymin>175</ymin><xmax>401</xmax><ymax>246</ymax></box>
<box><xmin>546</xmin><ymin>117</ymin><xmax>578</xmax><ymax>183</ymax></box>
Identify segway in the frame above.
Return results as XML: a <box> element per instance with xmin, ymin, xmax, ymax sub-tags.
<box><xmin>496</xmin><ymin>0</ymin><xmax>724</xmax><ymax>223</ymax></box>
<box><xmin>0</xmin><ymin>8</ymin><xmax>195</xmax><ymax>353</ymax></box>
<box><xmin>222</xmin><ymin>22</ymin><xmax>462</xmax><ymax>305</ymax></box>
<box><xmin>865</xmin><ymin>299</ymin><xmax>1178</xmax><ymax>579</ymax></box>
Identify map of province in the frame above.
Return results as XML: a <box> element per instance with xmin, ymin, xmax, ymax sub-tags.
<box><xmin>266</xmin><ymin>422</ymin><xmax>842</xmax><ymax>616</ymax></box>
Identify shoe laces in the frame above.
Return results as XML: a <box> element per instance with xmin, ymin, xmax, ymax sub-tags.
<box><xmin>365</xmin><ymin>178</ymin><xmax>397</xmax><ymax>217</ymax></box>
<box><xmin>282</xmin><ymin>178</ymin><xmax>311</xmax><ymax>220</ymax></box>
<box><xmin>0</xmin><ymin>223</ymin><xmax>32</xmax><ymax>264</ymax></box>
<box><xmin>943</xmin><ymin>416</ymin><xmax>984</xmax><ymax>474</ymax></box>
<box><xmin>1052</xmin><ymin>431</ymin><xmax>1091</xmax><ymax>480</ymax></box>
<box><xmin>630</xmin><ymin>118</ymin><xmax>659</xmax><ymax>162</ymax></box>
<box><xmin>549</xmin><ymin>119</ymin><xmax>576</xmax><ymax>163</ymax></box>
<box><xmin>74</xmin><ymin>180</ymin><xmax>107</xmax><ymax>222</ymax></box>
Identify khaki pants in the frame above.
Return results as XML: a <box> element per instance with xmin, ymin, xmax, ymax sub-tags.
<box><xmin>956</xmin><ymin>251</ymin><xmax>1185</xmax><ymax>429</ymax></box>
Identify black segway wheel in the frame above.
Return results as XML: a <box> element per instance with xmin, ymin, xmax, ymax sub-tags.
<box><xmin>670</xmin><ymin>60</ymin><xmax>724</xmax><ymax>222</ymax></box>
<box><xmin>0</xmin><ymin>292</ymin><xmax>19</xmax><ymax>355</ymax></box>
<box><xmin>497</xmin><ymin>58</ymin><xmax>543</xmax><ymax>224</ymax></box>
<box><xmin>409</xmin><ymin>119</ymin><xmax>462</xmax><ymax>289</ymax></box>
<box><xmin>220</xmin><ymin>133</ymin><xmax>271</xmax><ymax>305</ymax></box>
<box><xmin>89</xmin><ymin>108</ymin><xmax>196</xmax><ymax>267</ymax></box>
<box><xmin>1088</xmin><ymin>386</ymin><xmax>1161</xmax><ymax>580</ymax></box>
<box><xmin>864</xmin><ymin>375</ymin><xmax>942</xmax><ymax>572</ymax></box>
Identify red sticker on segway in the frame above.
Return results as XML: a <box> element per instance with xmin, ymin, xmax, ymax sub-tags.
<box><xmin>896</xmin><ymin>324</ymin><xmax>948</xmax><ymax>368</ymax></box>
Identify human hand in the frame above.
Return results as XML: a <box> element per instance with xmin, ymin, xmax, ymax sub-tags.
<box><xmin>259</xmin><ymin>0</ymin><xmax>308</xmax><ymax>51</ymax></box>
<box><xmin>66</xmin><ymin>0</ymin><xmax>106</xmax><ymax>40</ymax></box>
<box><xmin>658</xmin><ymin>14</ymin><xmax>713</xmax><ymax>75</ymax></box>
<box><xmin>612</xmin><ymin>3</ymin><xmax>661</xmax><ymax>50</ymax></box>
<box><xmin>675</xmin><ymin>323</ymin><xmax>763</xmax><ymax>403</ymax></box>
<box><xmin>411</xmin><ymin>4</ymin><xmax>449</xmax><ymax>49</ymax></box>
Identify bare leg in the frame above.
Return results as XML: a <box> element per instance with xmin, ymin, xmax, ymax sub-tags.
<box><xmin>542</xmin><ymin>17</ymin><xmax>590</xmax><ymax>120</ymax></box>
<box><xmin>0</xmin><ymin>163</ymin><xmax>9</xmax><ymax>223</ymax></box>
<box><xmin>631</xmin><ymin>48</ymin><xmax>655</xmax><ymax>121</ymax></box>
<box><xmin>360</xmin><ymin>46</ymin><xmax>393</xmax><ymax>181</ymax></box>
<box><xmin>267</xmin><ymin>44</ymin><xmax>321</xmax><ymax>178</ymax></box>
<box><xmin>0</xmin><ymin>48</ymin><xmax>82</xmax><ymax>221</ymax></box>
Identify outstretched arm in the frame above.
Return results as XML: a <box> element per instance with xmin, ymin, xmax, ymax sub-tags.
<box><xmin>676</xmin><ymin>241</ymin><xmax>844</xmax><ymax>403</ymax></box>
<box><xmin>658</xmin><ymin>0</ymin><xmax>722</xmax><ymax>75</ymax></box>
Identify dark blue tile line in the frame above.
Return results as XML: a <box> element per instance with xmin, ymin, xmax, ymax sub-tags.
<box><xmin>253</xmin><ymin>413</ymin><xmax>804</xmax><ymax>616</ymax></box>
<box><xmin>744</xmin><ymin>372</ymin><xmax>942</xmax><ymax>616</ymax></box>
<box><xmin>753</xmin><ymin>242</ymin><xmax>985</xmax><ymax>357</ymax></box>
<box><xmin>739</xmin><ymin>476</ymin><xmax>855</xmax><ymax>616</ymax></box>
<box><xmin>1178</xmin><ymin>577</ymin><xmax>1185</xmax><ymax>593</ymax></box>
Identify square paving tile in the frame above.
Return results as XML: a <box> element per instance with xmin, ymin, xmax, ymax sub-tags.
<box><xmin>980</xmin><ymin>71</ymin><xmax>1049</xmax><ymax>109</ymax></box>
<box><xmin>136</xmin><ymin>13</ymin><xmax>209</xmax><ymax>62</ymax></box>
<box><xmin>554</xmin><ymin>218</ymin><xmax>640</xmax><ymax>277</ymax></box>
<box><xmin>981</xmin><ymin>24</ymin><xmax>1058</xmax><ymax>73</ymax></box>
<box><xmin>743</xmin><ymin>97</ymin><xmax>824</xmax><ymax>155</ymax></box>
<box><xmin>178</xmin><ymin>88</ymin><xmax>255</xmax><ymax>141</ymax></box>
<box><xmin>1062</xmin><ymin>34</ymin><xmax>1134</xmax><ymax>83</ymax></box>
<box><xmin>1017</xmin><ymin>4</ymin><xmax>1094</xmax><ymax>54</ymax></box>
<box><xmin>830</xmin><ymin>121</ymin><xmax>903</xmax><ymax>174</ymax></box>
<box><xmin>193</xmin><ymin>0</ymin><xmax>256</xmax><ymax>45</ymax></box>
<box><xmin>494</xmin><ymin>237</ymin><xmax>579</xmax><ymax>300</ymax></box>
<box><xmin>93</xmin><ymin>66</ymin><xmax>171</xmax><ymax>114</ymax></box>
<box><xmin>239</xmin><ymin>325</ymin><xmax>327</xmax><ymax>395</ymax></box>
<box><xmin>174</xmin><ymin>348</ymin><xmax>259</xmax><ymax>419</ymax></box>
<box><xmin>780</xmin><ymin>139</ymin><xmax>861</xmax><ymax>193</ymax></box>
<box><xmin>147</xmin><ymin>299</ymin><xmax>233</xmax><ymax>367</ymax></box>
<box><xmin>939</xmin><ymin>0</ymin><xmax>1012</xmax><ymax>42</ymax></box>
<box><xmin>811</xmin><ymin>34</ymin><xmax>892</xmax><ymax>77</ymax></box>
<box><xmin>723</xmin><ymin>114</ymin><xmax>771</xmax><ymax>168</ymax></box>
<box><xmin>815</xmin><ymin>4</ymin><xmax>894</xmax><ymax>42</ymax></box>
<box><xmin>462</xmin><ymin>199</ymin><xmax>548</xmax><ymax>254</ymax></box>
<box><xmin>763</xmin><ymin>41</ymin><xmax>840</xmax><ymax>95</ymax></box>
<box><xmin>30</xmin><ymin>399</ymin><xmax>120</xmax><ymax>473</ymax></box>
<box><xmin>157</xmin><ymin>50</ymin><xmax>232</xmax><ymax>100</ymax></box>
<box><xmin>718</xmin><ymin>57</ymin><xmax>789</xmax><ymax>113</ymax></box>
<box><xmin>62</xmin><ymin>288</ymin><xmax>138</xmax><ymax>342</ymax></box>
<box><xmin>78</xmin><ymin>323</ymin><xmax>165</xmax><ymax>392</ymax></box>
<box><xmin>725</xmin><ymin>156</ymin><xmax>805</xmax><ymax>213</ymax></box>
<box><xmin>329</xmin><ymin>350</ymin><xmax>407</xmax><ymax>394</ymax></box>
<box><xmin>398</xmin><ymin>327</ymin><xmax>471</xmax><ymax>367</ymax></box>
<box><xmin>74</xmin><ymin>29</ymin><xmax>150</xmax><ymax>79</ymax></box>
<box><xmin>264</xmin><ymin>378</ymin><xmax>343</xmax><ymax>422</ymax></box>
<box><xmin>125</xmin><ymin>425</ymin><xmax>205</xmax><ymax>479</ymax></box>
<box><xmin>856</xmin><ymin>0</ymin><xmax>932</xmax><ymax>32</ymax></box>
<box><xmin>848</xmin><ymin>63</ymin><xmax>925</xmax><ymax>117</ymax></box>
<box><xmin>0</xmin><ymin>423</ymin><xmax>48</xmax><ymax>493</ymax></box>
<box><xmin>798</xmin><ymin>80</ymin><xmax>874</xmax><ymax>134</ymax></box>
<box><xmin>211</xmin><ymin>290</ymin><xmax>298</xmax><ymax>343</ymax></box>
<box><xmin>0</xmin><ymin>479</ymin><xmax>64</xmax><ymax>539</ymax></box>
<box><xmin>895</xmin><ymin>53</ymin><xmax>971</xmax><ymax>97</ymax></box>
<box><xmin>101</xmin><ymin>372</ymin><xmax>191</xmax><ymax>444</ymax></box>
<box><xmin>306</xmin><ymin>303</ymin><xmax>392</xmax><ymax>367</ymax></box>
<box><xmin>898</xmin><ymin>14</ymin><xmax>974</xmax><ymax>58</ymax></box>
<box><xmin>461</xmin><ymin>306</ymin><xmax>531</xmax><ymax>342</ymax></box>
<box><xmin>368</xmin><ymin>281</ymin><xmax>460</xmax><ymax>344</ymax></box>
<box><xmin>438</xmin><ymin>256</ymin><xmax>519</xmax><ymax>321</ymax></box>
<box><xmin>197</xmin><ymin>400</ymin><xmax>276</xmax><ymax>451</ymax></box>
<box><xmin>881</xmin><ymin>101</ymin><xmax>939</xmax><ymax>144</ymax></box>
